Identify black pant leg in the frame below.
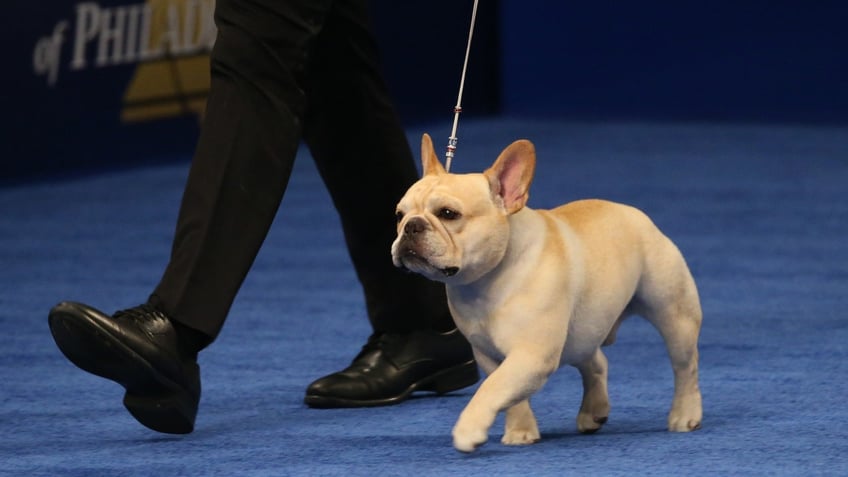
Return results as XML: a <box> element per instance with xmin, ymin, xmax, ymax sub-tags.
<box><xmin>149</xmin><ymin>0</ymin><xmax>331</xmax><ymax>341</ymax></box>
<box><xmin>302</xmin><ymin>1</ymin><xmax>455</xmax><ymax>334</ymax></box>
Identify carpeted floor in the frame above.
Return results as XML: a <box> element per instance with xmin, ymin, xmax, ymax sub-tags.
<box><xmin>1</xmin><ymin>118</ymin><xmax>846</xmax><ymax>476</ymax></box>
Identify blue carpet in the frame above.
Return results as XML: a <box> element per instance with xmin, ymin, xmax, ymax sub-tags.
<box><xmin>1</xmin><ymin>118</ymin><xmax>847</xmax><ymax>476</ymax></box>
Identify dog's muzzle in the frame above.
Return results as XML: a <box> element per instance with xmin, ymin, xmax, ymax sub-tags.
<box><xmin>402</xmin><ymin>216</ymin><xmax>428</xmax><ymax>238</ymax></box>
<box><xmin>397</xmin><ymin>217</ymin><xmax>459</xmax><ymax>277</ymax></box>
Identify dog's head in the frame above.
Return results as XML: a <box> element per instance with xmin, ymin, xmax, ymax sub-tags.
<box><xmin>391</xmin><ymin>133</ymin><xmax>536</xmax><ymax>285</ymax></box>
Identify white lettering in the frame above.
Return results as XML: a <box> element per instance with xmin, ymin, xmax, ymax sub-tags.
<box><xmin>198</xmin><ymin>0</ymin><xmax>216</xmax><ymax>50</ymax></box>
<box><xmin>138</xmin><ymin>4</ymin><xmax>161</xmax><ymax>60</ymax></box>
<box><xmin>33</xmin><ymin>21</ymin><xmax>68</xmax><ymax>86</ymax></box>
<box><xmin>71</xmin><ymin>2</ymin><xmax>101</xmax><ymax>70</ymax></box>
<box><xmin>95</xmin><ymin>6</ymin><xmax>128</xmax><ymax>67</ymax></box>
<box><xmin>181</xmin><ymin>0</ymin><xmax>199</xmax><ymax>53</ymax></box>
<box><xmin>161</xmin><ymin>3</ymin><xmax>184</xmax><ymax>54</ymax></box>
<box><xmin>124</xmin><ymin>5</ymin><xmax>144</xmax><ymax>62</ymax></box>
<box><xmin>178</xmin><ymin>0</ymin><xmax>216</xmax><ymax>53</ymax></box>
<box><xmin>33</xmin><ymin>1</ymin><xmax>218</xmax><ymax>86</ymax></box>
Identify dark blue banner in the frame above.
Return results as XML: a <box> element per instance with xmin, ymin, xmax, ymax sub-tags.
<box><xmin>3</xmin><ymin>0</ymin><xmax>501</xmax><ymax>182</ymax></box>
<box><xmin>4</xmin><ymin>0</ymin><xmax>219</xmax><ymax>180</ymax></box>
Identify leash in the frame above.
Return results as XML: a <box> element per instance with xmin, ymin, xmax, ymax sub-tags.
<box><xmin>444</xmin><ymin>0</ymin><xmax>480</xmax><ymax>172</ymax></box>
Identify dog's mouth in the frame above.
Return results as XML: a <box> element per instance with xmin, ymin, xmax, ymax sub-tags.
<box><xmin>397</xmin><ymin>249</ymin><xmax>459</xmax><ymax>277</ymax></box>
<box><xmin>440</xmin><ymin>266</ymin><xmax>459</xmax><ymax>277</ymax></box>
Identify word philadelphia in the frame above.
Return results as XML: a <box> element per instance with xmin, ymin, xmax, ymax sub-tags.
<box><xmin>33</xmin><ymin>0</ymin><xmax>217</xmax><ymax>86</ymax></box>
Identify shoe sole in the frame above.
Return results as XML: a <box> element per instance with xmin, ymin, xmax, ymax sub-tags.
<box><xmin>48</xmin><ymin>307</ymin><xmax>198</xmax><ymax>434</ymax></box>
<box><xmin>303</xmin><ymin>359</ymin><xmax>479</xmax><ymax>409</ymax></box>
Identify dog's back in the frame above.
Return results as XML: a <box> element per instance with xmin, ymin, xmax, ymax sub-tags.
<box><xmin>546</xmin><ymin>199</ymin><xmax>701</xmax><ymax>346</ymax></box>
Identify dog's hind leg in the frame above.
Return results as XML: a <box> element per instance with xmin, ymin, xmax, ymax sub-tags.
<box><xmin>660</xmin><ymin>301</ymin><xmax>702</xmax><ymax>432</ymax></box>
<box><xmin>656</xmin><ymin>305</ymin><xmax>702</xmax><ymax>432</ymax></box>
<box><xmin>639</xmin><ymin>257</ymin><xmax>703</xmax><ymax>432</ymax></box>
<box><xmin>575</xmin><ymin>347</ymin><xmax>611</xmax><ymax>433</ymax></box>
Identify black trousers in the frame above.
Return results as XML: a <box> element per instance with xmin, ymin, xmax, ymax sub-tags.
<box><xmin>148</xmin><ymin>0</ymin><xmax>454</xmax><ymax>342</ymax></box>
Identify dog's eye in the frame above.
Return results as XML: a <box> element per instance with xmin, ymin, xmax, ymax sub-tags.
<box><xmin>437</xmin><ymin>208</ymin><xmax>461</xmax><ymax>220</ymax></box>
<box><xmin>395</xmin><ymin>211</ymin><xmax>404</xmax><ymax>223</ymax></box>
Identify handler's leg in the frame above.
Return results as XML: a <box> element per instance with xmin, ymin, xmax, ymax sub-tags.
<box><xmin>49</xmin><ymin>0</ymin><xmax>333</xmax><ymax>434</ymax></box>
<box><xmin>301</xmin><ymin>0</ymin><xmax>477</xmax><ymax>408</ymax></box>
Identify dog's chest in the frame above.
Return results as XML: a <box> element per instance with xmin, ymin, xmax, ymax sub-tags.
<box><xmin>450</xmin><ymin>300</ymin><xmax>536</xmax><ymax>363</ymax></box>
<box><xmin>460</xmin><ymin>312</ymin><xmax>613</xmax><ymax>368</ymax></box>
<box><xmin>461</xmin><ymin>327</ymin><xmax>508</xmax><ymax>363</ymax></box>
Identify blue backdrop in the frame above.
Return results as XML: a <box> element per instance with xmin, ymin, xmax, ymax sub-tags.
<box><xmin>499</xmin><ymin>1</ymin><xmax>848</xmax><ymax>123</ymax></box>
<box><xmin>2</xmin><ymin>0</ymin><xmax>846</xmax><ymax>181</ymax></box>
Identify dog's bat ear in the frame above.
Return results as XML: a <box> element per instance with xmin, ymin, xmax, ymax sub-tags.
<box><xmin>421</xmin><ymin>133</ymin><xmax>447</xmax><ymax>176</ymax></box>
<box><xmin>484</xmin><ymin>139</ymin><xmax>536</xmax><ymax>214</ymax></box>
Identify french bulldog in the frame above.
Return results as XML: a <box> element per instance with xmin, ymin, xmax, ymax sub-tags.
<box><xmin>391</xmin><ymin>134</ymin><xmax>703</xmax><ymax>452</ymax></box>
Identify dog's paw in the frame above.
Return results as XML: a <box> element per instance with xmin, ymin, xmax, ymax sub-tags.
<box><xmin>452</xmin><ymin>423</ymin><xmax>489</xmax><ymax>453</ymax></box>
<box><xmin>668</xmin><ymin>415</ymin><xmax>701</xmax><ymax>432</ymax></box>
<box><xmin>668</xmin><ymin>392</ymin><xmax>702</xmax><ymax>432</ymax></box>
<box><xmin>577</xmin><ymin>412</ymin><xmax>608</xmax><ymax>434</ymax></box>
<box><xmin>501</xmin><ymin>428</ymin><xmax>540</xmax><ymax>446</ymax></box>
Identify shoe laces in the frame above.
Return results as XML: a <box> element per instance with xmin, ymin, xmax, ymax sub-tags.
<box><xmin>365</xmin><ymin>332</ymin><xmax>401</xmax><ymax>349</ymax></box>
<box><xmin>355</xmin><ymin>332</ymin><xmax>398</xmax><ymax>360</ymax></box>
<box><xmin>113</xmin><ymin>304</ymin><xmax>198</xmax><ymax>360</ymax></box>
<box><xmin>113</xmin><ymin>304</ymin><xmax>168</xmax><ymax>323</ymax></box>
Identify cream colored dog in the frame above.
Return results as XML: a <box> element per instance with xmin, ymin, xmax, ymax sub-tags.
<box><xmin>391</xmin><ymin>134</ymin><xmax>703</xmax><ymax>452</ymax></box>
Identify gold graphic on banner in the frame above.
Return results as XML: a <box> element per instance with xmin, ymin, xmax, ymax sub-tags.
<box><xmin>121</xmin><ymin>0</ymin><xmax>214</xmax><ymax>122</ymax></box>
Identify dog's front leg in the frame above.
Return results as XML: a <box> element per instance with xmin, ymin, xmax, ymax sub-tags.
<box><xmin>502</xmin><ymin>400</ymin><xmax>541</xmax><ymax>446</ymax></box>
<box><xmin>452</xmin><ymin>348</ymin><xmax>556</xmax><ymax>452</ymax></box>
<box><xmin>470</xmin><ymin>350</ymin><xmax>541</xmax><ymax>447</ymax></box>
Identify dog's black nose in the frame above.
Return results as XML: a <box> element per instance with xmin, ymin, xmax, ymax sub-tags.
<box><xmin>403</xmin><ymin>217</ymin><xmax>427</xmax><ymax>236</ymax></box>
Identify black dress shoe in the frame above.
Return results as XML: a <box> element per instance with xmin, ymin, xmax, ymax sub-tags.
<box><xmin>48</xmin><ymin>301</ymin><xmax>200</xmax><ymax>434</ymax></box>
<box><xmin>304</xmin><ymin>328</ymin><xmax>479</xmax><ymax>408</ymax></box>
